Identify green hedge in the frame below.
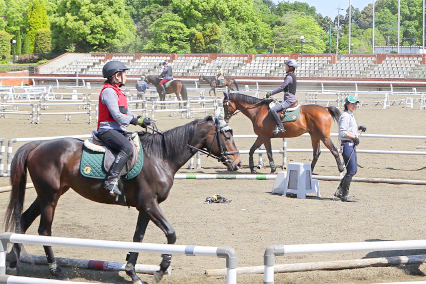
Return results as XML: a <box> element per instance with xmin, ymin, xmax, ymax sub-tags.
<box><xmin>33</xmin><ymin>28</ymin><xmax>51</xmax><ymax>54</ymax></box>
<box><xmin>0</xmin><ymin>31</ymin><xmax>11</xmax><ymax>60</ymax></box>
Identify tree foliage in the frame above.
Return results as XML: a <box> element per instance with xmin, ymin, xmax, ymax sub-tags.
<box><xmin>27</xmin><ymin>0</ymin><xmax>49</xmax><ymax>52</ymax></box>
<box><xmin>51</xmin><ymin>0</ymin><xmax>135</xmax><ymax>52</ymax></box>
<box><xmin>34</xmin><ymin>28</ymin><xmax>51</xmax><ymax>53</ymax></box>
<box><xmin>0</xmin><ymin>30</ymin><xmax>11</xmax><ymax>60</ymax></box>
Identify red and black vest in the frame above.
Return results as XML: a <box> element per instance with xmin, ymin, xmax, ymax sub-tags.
<box><xmin>97</xmin><ymin>84</ymin><xmax>128</xmax><ymax>130</ymax></box>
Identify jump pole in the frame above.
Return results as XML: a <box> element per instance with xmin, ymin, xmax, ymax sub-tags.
<box><xmin>206</xmin><ymin>254</ymin><xmax>426</xmax><ymax>276</ymax></box>
<box><xmin>17</xmin><ymin>254</ymin><xmax>169</xmax><ymax>275</ymax></box>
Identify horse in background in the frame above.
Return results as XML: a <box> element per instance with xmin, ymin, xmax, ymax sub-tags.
<box><xmin>223</xmin><ymin>92</ymin><xmax>344</xmax><ymax>175</ymax></box>
<box><xmin>199</xmin><ymin>75</ymin><xmax>239</xmax><ymax>96</ymax></box>
<box><xmin>146</xmin><ymin>75</ymin><xmax>188</xmax><ymax>101</ymax></box>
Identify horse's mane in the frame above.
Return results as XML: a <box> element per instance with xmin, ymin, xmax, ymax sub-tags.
<box><xmin>139</xmin><ymin>116</ymin><xmax>214</xmax><ymax>159</ymax></box>
<box><xmin>231</xmin><ymin>93</ymin><xmax>268</xmax><ymax>105</ymax></box>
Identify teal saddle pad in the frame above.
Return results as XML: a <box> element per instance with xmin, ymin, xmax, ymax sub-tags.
<box><xmin>80</xmin><ymin>138</ymin><xmax>143</xmax><ymax>180</ymax></box>
<box><xmin>281</xmin><ymin>106</ymin><xmax>301</xmax><ymax>122</ymax></box>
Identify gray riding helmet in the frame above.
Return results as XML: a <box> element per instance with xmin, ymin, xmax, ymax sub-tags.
<box><xmin>285</xmin><ymin>59</ymin><xmax>298</xmax><ymax>68</ymax></box>
<box><xmin>102</xmin><ymin>61</ymin><xmax>129</xmax><ymax>78</ymax></box>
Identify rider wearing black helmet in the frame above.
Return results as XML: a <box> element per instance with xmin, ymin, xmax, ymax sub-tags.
<box><xmin>266</xmin><ymin>59</ymin><xmax>298</xmax><ymax>135</ymax></box>
<box><xmin>97</xmin><ymin>61</ymin><xmax>151</xmax><ymax>196</ymax></box>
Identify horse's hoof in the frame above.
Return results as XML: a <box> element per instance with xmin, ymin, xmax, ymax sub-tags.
<box><xmin>250</xmin><ymin>169</ymin><xmax>257</xmax><ymax>174</ymax></box>
<box><xmin>338</xmin><ymin>166</ymin><xmax>345</xmax><ymax>173</ymax></box>
<box><xmin>6</xmin><ymin>267</ymin><xmax>17</xmax><ymax>276</ymax></box>
<box><xmin>133</xmin><ymin>280</ymin><xmax>147</xmax><ymax>284</ymax></box>
<box><xmin>152</xmin><ymin>271</ymin><xmax>163</xmax><ymax>284</ymax></box>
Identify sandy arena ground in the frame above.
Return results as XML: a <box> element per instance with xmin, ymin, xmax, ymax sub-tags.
<box><xmin>1</xmin><ymin>90</ymin><xmax>426</xmax><ymax>284</ymax></box>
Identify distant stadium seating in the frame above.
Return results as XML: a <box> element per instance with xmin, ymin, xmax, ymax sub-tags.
<box><xmin>42</xmin><ymin>53</ymin><xmax>425</xmax><ymax>79</ymax></box>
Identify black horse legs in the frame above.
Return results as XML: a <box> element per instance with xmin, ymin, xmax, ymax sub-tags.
<box><xmin>249</xmin><ymin>137</ymin><xmax>263</xmax><ymax>174</ymax></box>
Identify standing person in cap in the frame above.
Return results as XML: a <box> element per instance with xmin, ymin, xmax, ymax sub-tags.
<box><xmin>158</xmin><ymin>61</ymin><xmax>173</xmax><ymax>96</ymax></box>
<box><xmin>216</xmin><ymin>65</ymin><xmax>224</xmax><ymax>86</ymax></box>
<box><xmin>97</xmin><ymin>61</ymin><xmax>151</xmax><ymax>196</ymax></box>
<box><xmin>334</xmin><ymin>95</ymin><xmax>366</xmax><ymax>202</ymax></box>
<box><xmin>135</xmin><ymin>75</ymin><xmax>149</xmax><ymax>104</ymax></box>
<box><xmin>265</xmin><ymin>59</ymin><xmax>298</xmax><ymax>135</ymax></box>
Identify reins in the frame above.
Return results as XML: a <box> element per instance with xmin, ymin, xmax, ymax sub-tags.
<box><xmin>223</xmin><ymin>94</ymin><xmax>265</xmax><ymax>120</ymax></box>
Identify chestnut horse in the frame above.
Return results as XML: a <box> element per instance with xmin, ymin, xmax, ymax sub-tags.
<box><xmin>146</xmin><ymin>75</ymin><xmax>188</xmax><ymax>101</ymax></box>
<box><xmin>4</xmin><ymin>116</ymin><xmax>241</xmax><ymax>284</ymax></box>
<box><xmin>223</xmin><ymin>93</ymin><xmax>344</xmax><ymax>174</ymax></box>
<box><xmin>198</xmin><ymin>75</ymin><xmax>239</xmax><ymax>96</ymax></box>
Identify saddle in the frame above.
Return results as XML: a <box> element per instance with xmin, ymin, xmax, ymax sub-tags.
<box><xmin>164</xmin><ymin>79</ymin><xmax>174</xmax><ymax>89</ymax></box>
<box><xmin>268</xmin><ymin>100</ymin><xmax>301</xmax><ymax>122</ymax></box>
<box><xmin>80</xmin><ymin>132</ymin><xmax>143</xmax><ymax>179</ymax></box>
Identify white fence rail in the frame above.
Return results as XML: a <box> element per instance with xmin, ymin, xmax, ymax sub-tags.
<box><xmin>1</xmin><ymin>133</ymin><xmax>425</xmax><ymax>177</ymax></box>
<box><xmin>0</xmin><ymin>233</ymin><xmax>237</xmax><ymax>284</ymax></box>
<box><xmin>263</xmin><ymin>240</ymin><xmax>426</xmax><ymax>284</ymax></box>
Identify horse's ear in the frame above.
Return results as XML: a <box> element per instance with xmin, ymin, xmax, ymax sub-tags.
<box><xmin>224</xmin><ymin>92</ymin><xmax>229</xmax><ymax>100</ymax></box>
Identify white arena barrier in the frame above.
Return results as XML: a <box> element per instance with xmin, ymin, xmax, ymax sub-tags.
<box><xmin>263</xmin><ymin>240</ymin><xmax>426</xmax><ymax>284</ymax></box>
<box><xmin>0</xmin><ymin>233</ymin><xmax>237</xmax><ymax>284</ymax></box>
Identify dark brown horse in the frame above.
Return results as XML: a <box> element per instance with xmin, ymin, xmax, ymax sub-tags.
<box><xmin>223</xmin><ymin>93</ymin><xmax>344</xmax><ymax>174</ymax></box>
<box><xmin>145</xmin><ymin>75</ymin><xmax>188</xmax><ymax>101</ymax></box>
<box><xmin>199</xmin><ymin>75</ymin><xmax>239</xmax><ymax>96</ymax></box>
<box><xmin>4</xmin><ymin>116</ymin><xmax>241</xmax><ymax>284</ymax></box>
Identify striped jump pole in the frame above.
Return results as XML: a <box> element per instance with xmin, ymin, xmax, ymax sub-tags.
<box><xmin>174</xmin><ymin>174</ymin><xmax>277</xmax><ymax>180</ymax></box>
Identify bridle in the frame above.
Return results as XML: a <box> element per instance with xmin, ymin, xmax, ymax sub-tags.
<box><xmin>187</xmin><ymin>119</ymin><xmax>240</xmax><ymax>167</ymax></box>
<box><xmin>223</xmin><ymin>93</ymin><xmax>264</xmax><ymax>122</ymax></box>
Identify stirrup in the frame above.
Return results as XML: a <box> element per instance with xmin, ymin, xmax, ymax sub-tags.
<box><xmin>105</xmin><ymin>178</ymin><xmax>121</xmax><ymax>196</ymax></box>
<box><xmin>272</xmin><ymin>126</ymin><xmax>286</xmax><ymax>134</ymax></box>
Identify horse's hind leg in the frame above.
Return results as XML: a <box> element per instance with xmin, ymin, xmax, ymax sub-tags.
<box><xmin>7</xmin><ymin>199</ymin><xmax>42</xmax><ymax>271</ymax></box>
<box><xmin>125</xmin><ymin>211</ymin><xmax>150</xmax><ymax>284</ymax></box>
<box><xmin>263</xmin><ymin>138</ymin><xmax>277</xmax><ymax>174</ymax></box>
<box><xmin>310</xmin><ymin>135</ymin><xmax>322</xmax><ymax>174</ymax></box>
<box><xmin>322</xmin><ymin>136</ymin><xmax>344</xmax><ymax>173</ymax></box>
<box><xmin>38</xmin><ymin>199</ymin><xmax>68</xmax><ymax>280</ymax></box>
<box><xmin>249</xmin><ymin>137</ymin><xmax>264</xmax><ymax>174</ymax></box>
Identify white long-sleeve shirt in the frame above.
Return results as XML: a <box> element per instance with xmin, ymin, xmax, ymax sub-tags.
<box><xmin>338</xmin><ymin>110</ymin><xmax>358</xmax><ymax>142</ymax></box>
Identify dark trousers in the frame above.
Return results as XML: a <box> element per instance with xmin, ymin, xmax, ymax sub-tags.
<box><xmin>342</xmin><ymin>141</ymin><xmax>357</xmax><ymax>178</ymax></box>
<box><xmin>97</xmin><ymin>129</ymin><xmax>133</xmax><ymax>156</ymax></box>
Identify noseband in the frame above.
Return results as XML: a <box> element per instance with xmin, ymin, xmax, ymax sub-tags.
<box><xmin>187</xmin><ymin>119</ymin><xmax>239</xmax><ymax>166</ymax></box>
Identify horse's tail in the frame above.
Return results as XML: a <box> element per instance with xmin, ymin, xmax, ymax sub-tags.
<box><xmin>5</xmin><ymin>141</ymin><xmax>41</xmax><ymax>233</ymax></box>
<box><xmin>180</xmin><ymin>81</ymin><xmax>188</xmax><ymax>100</ymax></box>
<box><xmin>233</xmin><ymin>79</ymin><xmax>239</xmax><ymax>91</ymax></box>
<box><xmin>327</xmin><ymin>106</ymin><xmax>341</xmax><ymax>123</ymax></box>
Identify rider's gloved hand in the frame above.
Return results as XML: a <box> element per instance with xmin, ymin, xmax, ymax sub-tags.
<box><xmin>352</xmin><ymin>137</ymin><xmax>360</xmax><ymax>146</ymax></box>
<box><xmin>265</xmin><ymin>92</ymin><xmax>272</xmax><ymax>98</ymax></box>
<box><xmin>358</xmin><ymin>126</ymin><xmax>367</xmax><ymax>132</ymax></box>
<box><xmin>138</xmin><ymin>117</ymin><xmax>151</xmax><ymax>128</ymax></box>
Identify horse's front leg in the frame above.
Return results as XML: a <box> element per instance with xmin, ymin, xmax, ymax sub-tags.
<box><xmin>310</xmin><ymin>135</ymin><xmax>322</xmax><ymax>174</ymax></box>
<box><xmin>143</xmin><ymin>199</ymin><xmax>176</xmax><ymax>284</ymax></box>
<box><xmin>263</xmin><ymin>137</ymin><xmax>276</xmax><ymax>173</ymax></box>
<box><xmin>125</xmin><ymin>211</ymin><xmax>150</xmax><ymax>284</ymax></box>
<box><xmin>249</xmin><ymin>137</ymin><xmax>263</xmax><ymax>174</ymax></box>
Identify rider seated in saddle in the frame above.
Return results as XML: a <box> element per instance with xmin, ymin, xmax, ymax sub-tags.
<box><xmin>216</xmin><ymin>65</ymin><xmax>224</xmax><ymax>86</ymax></box>
<box><xmin>265</xmin><ymin>59</ymin><xmax>298</xmax><ymax>135</ymax></box>
<box><xmin>97</xmin><ymin>61</ymin><xmax>151</xmax><ymax>196</ymax></box>
<box><xmin>158</xmin><ymin>61</ymin><xmax>173</xmax><ymax>96</ymax></box>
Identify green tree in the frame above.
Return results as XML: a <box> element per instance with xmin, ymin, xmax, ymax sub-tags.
<box><xmin>272</xmin><ymin>12</ymin><xmax>326</xmax><ymax>53</ymax></box>
<box><xmin>0</xmin><ymin>0</ymin><xmax>7</xmax><ymax>30</ymax></box>
<box><xmin>27</xmin><ymin>0</ymin><xmax>49</xmax><ymax>52</ymax></box>
<box><xmin>172</xmin><ymin>0</ymin><xmax>271</xmax><ymax>53</ymax></box>
<box><xmin>0</xmin><ymin>30</ymin><xmax>11</xmax><ymax>60</ymax></box>
<box><xmin>51</xmin><ymin>0</ymin><xmax>135</xmax><ymax>52</ymax></box>
<box><xmin>276</xmin><ymin>1</ymin><xmax>316</xmax><ymax>18</ymax></box>
<box><xmin>33</xmin><ymin>27</ymin><xmax>51</xmax><ymax>53</ymax></box>
<box><xmin>23</xmin><ymin>33</ymin><xmax>31</xmax><ymax>54</ymax></box>
<box><xmin>4</xmin><ymin>0</ymin><xmax>31</xmax><ymax>36</ymax></box>
<box><xmin>16</xmin><ymin>30</ymin><xmax>22</xmax><ymax>55</ymax></box>
<box><xmin>144</xmin><ymin>13</ymin><xmax>190</xmax><ymax>53</ymax></box>
<box><xmin>192</xmin><ymin>31</ymin><xmax>205</xmax><ymax>53</ymax></box>
<box><xmin>204</xmin><ymin>22</ymin><xmax>220</xmax><ymax>53</ymax></box>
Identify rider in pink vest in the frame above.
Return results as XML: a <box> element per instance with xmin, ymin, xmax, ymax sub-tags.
<box><xmin>97</xmin><ymin>61</ymin><xmax>151</xmax><ymax>196</ymax></box>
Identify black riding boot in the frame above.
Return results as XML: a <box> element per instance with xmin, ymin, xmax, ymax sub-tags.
<box><xmin>340</xmin><ymin>176</ymin><xmax>356</xmax><ymax>202</ymax></box>
<box><xmin>105</xmin><ymin>150</ymin><xmax>130</xmax><ymax>196</ymax></box>
<box><xmin>334</xmin><ymin>178</ymin><xmax>344</xmax><ymax>199</ymax></box>
<box><xmin>270</xmin><ymin>110</ymin><xmax>285</xmax><ymax>135</ymax></box>
<box><xmin>159</xmin><ymin>84</ymin><xmax>166</xmax><ymax>96</ymax></box>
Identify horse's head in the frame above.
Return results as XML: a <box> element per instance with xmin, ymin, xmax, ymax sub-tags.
<box><xmin>194</xmin><ymin>116</ymin><xmax>241</xmax><ymax>171</ymax></box>
<box><xmin>145</xmin><ymin>75</ymin><xmax>158</xmax><ymax>85</ymax></box>
<box><xmin>223</xmin><ymin>93</ymin><xmax>237</xmax><ymax>123</ymax></box>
